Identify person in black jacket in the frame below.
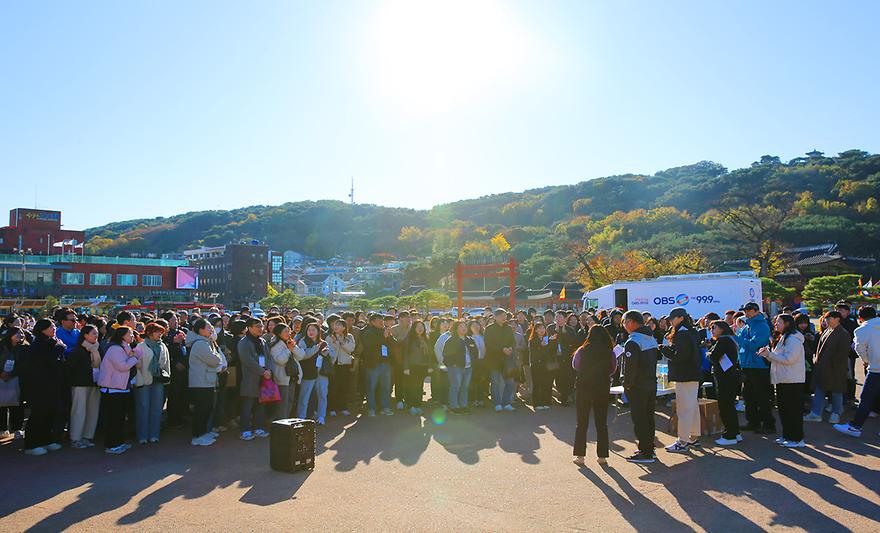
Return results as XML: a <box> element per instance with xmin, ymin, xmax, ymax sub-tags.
<box><xmin>162</xmin><ymin>311</ymin><xmax>189</xmax><ymax>428</ymax></box>
<box><xmin>21</xmin><ymin>319</ymin><xmax>67</xmax><ymax>455</ymax></box>
<box><xmin>621</xmin><ymin>310</ymin><xmax>659</xmax><ymax>464</ymax></box>
<box><xmin>485</xmin><ymin>309</ymin><xmax>517</xmax><ymax>411</ymax></box>
<box><xmin>707</xmin><ymin>320</ymin><xmax>742</xmax><ymax>445</ymax></box>
<box><xmin>66</xmin><ymin>325</ymin><xmax>102</xmax><ymax>449</ymax></box>
<box><xmin>660</xmin><ymin>307</ymin><xmax>703</xmax><ymax>452</ymax></box>
<box><xmin>547</xmin><ymin>311</ymin><xmax>577</xmax><ymax>406</ymax></box>
<box><xmin>528</xmin><ymin>322</ymin><xmax>554</xmax><ymax>410</ymax></box>
<box><xmin>360</xmin><ymin>314</ymin><xmax>393</xmax><ymax>416</ymax></box>
<box><xmin>572</xmin><ymin>325</ymin><xmax>614</xmax><ymax>466</ymax></box>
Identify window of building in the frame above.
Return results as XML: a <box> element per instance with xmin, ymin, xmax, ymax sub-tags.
<box><xmin>61</xmin><ymin>272</ymin><xmax>85</xmax><ymax>285</ymax></box>
<box><xmin>117</xmin><ymin>274</ymin><xmax>138</xmax><ymax>286</ymax></box>
<box><xmin>143</xmin><ymin>274</ymin><xmax>162</xmax><ymax>287</ymax></box>
<box><xmin>90</xmin><ymin>273</ymin><xmax>112</xmax><ymax>286</ymax></box>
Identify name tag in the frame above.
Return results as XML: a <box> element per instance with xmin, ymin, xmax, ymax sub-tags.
<box><xmin>557</xmin><ymin>343</ymin><xmax>562</xmax><ymax>354</ymax></box>
<box><xmin>381</xmin><ymin>346</ymin><xmax>388</xmax><ymax>358</ymax></box>
<box><xmin>315</xmin><ymin>355</ymin><xmax>323</xmax><ymax>369</ymax></box>
<box><xmin>3</xmin><ymin>360</ymin><xmax>13</xmax><ymax>372</ymax></box>
<box><xmin>258</xmin><ymin>356</ymin><xmax>266</xmax><ymax>367</ymax></box>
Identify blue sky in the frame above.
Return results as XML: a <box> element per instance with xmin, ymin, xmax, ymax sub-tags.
<box><xmin>1</xmin><ymin>1</ymin><xmax>878</xmax><ymax>230</ymax></box>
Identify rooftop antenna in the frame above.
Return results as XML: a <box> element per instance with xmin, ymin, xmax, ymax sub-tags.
<box><xmin>348</xmin><ymin>177</ymin><xmax>354</xmax><ymax>205</ymax></box>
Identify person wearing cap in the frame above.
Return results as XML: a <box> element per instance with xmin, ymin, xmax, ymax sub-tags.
<box><xmin>737</xmin><ymin>302</ymin><xmax>774</xmax><ymax>434</ymax></box>
<box><xmin>660</xmin><ymin>308</ymin><xmax>704</xmax><ymax>452</ymax></box>
<box><xmin>620</xmin><ymin>310</ymin><xmax>659</xmax><ymax>463</ymax></box>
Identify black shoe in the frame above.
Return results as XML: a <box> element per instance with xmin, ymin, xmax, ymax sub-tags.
<box><xmin>626</xmin><ymin>451</ymin><xmax>656</xmax><ymax>464</ymax></box>
<box><xmin>687</xmin><ymin>439</ymin><xmax>702</xmax><ymax>448</ymax></box>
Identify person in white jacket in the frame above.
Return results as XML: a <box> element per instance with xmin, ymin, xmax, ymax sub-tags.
<box><xmin>758</xmin><ymin>314</ymin><xmax>805</xmax><ymax>448</ymax></box>
<box><xmin>835</xmin><ymin>306</ymin><xmax>880</xmax><ymax>437</ymax></box>
<box><xmin>187</xmin><ymin>320</ymin><xmax>224</xmax><ymax>446</ymax></box>
<box><xmin>326</xmin><ymin>318</ymin><xmax>356</xmax><ymax>417</ymax></box>
<box><xmin>268</xmin><ymin>323</ymin><xmax>303</xmax><ymax>422</ymax></box>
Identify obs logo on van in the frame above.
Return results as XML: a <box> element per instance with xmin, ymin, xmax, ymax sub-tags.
<box><xmin>653</xmin><ymin>293</ymin><xmax>690</xmax><ymax>306</ymax></box>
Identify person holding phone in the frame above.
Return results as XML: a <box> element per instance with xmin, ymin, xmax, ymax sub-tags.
<box><xmin>660</xmin><ymin>308</ymin><xmax>703</xmax><ymax>453</ymax></box>
<box><xmin>757</xmin><ymin>314</ymin><xmax>806</xmax><ymax>448</ymax></box>
<box><xmin>296</xmin><ymin>323</ymin><xmax>334</xmax><ymax>424</ymax></box>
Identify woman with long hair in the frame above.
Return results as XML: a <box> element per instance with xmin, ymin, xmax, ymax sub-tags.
<box><xmin>572</xmin><ymin>325</ymin><xmax>614</xmax><ymax>466</ymax></box>
<box><xmin>660</xmin><ymin>308</ymin><xmax>704</xmax><ymax>452</ymax></box>
<box><xmin>403</xmin><ymin>320</ymin><xmax>432</xmax><ymax>415</ymax></box>
<box><xmin>442</xmin><ymin>320</ymin><xmax>477</xmax><ymax>415</ymax></box>
<box><xmin>66</xmin><ymin>325</ymin><xmax>102</xmax><ymax>448</ymax></box>
<box><xmin>528</xmin><ymin>322</ymin><xmax>553</xmax><ymax>411</ymax></box>
<box><xmin>468</xmin><ymin>320</ymin><xmax>488</xmax><ymax>408</ymax></box>
<box><xmin>97</xmin><ymin>326</ymin><xmax>142</xmax><ymax>454</ymax></box>
<box><xmin>327</xmin><ymin>318</ymin><xmax>355</xmax><ymax>417</ymax></box>
<box><xmin>296</xmin><ymin>322</ymin><xmax>334</xmax><ymax>424</ymax></box>
<box><xmin>707</xmin><ymin>320</ymin><xmax>742</xmax><ymax>445</ymax></box>
<box><xmin>0</xmin><ymin>327</ymin><xmax>27</xmax><ymax>441</ymax></box>
<box><xmin>132</xmin><ymin>322</ymin><xmax>170</xmax><ymax>445</ymax></box>
<box><xmin>758</xmin><ymin>314</ymin><xmax>806</xmax><ymax>448</ymax></box>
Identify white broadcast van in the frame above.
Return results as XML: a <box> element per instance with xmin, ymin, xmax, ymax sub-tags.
<box><xmin>582</xmin><ymin>271</ymin><xmax>762</xmax><ymax>318</ymax></box>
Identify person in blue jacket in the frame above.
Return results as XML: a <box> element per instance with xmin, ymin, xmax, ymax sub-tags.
<box><xmin>737</xmin><ymin>302</ymin><xmax>774</xmax><ymax>433</ymax></box>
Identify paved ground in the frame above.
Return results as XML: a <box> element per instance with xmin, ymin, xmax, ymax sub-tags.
<box><xmin>1</xmin><ymin>393</ymin><xmax>879</xmax><ymax>532</ymax></box>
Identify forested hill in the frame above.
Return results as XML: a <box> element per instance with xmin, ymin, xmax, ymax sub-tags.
<box><xmin>86</xmin><ymin>149</ymin><xmax>880</xmax><ymax>288</ymax></box>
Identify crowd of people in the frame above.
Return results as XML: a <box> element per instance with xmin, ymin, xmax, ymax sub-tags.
<box><xmin>0</xmin><ymin>300</ymin><xmax>877</xmax><ymax>465</ymax></box>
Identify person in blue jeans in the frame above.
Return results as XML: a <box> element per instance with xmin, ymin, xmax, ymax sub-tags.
<box><xmin>133</xmin><ymin>323</ymin><xmax>171</xmax><ymax>444</ymax></box>
<box><xmin>443</xmin><ymin>320</ymin><xmax>477</xmax><ymax>415</ymax></box>
<box><xmin>485</xmin><ymin>309</ymin><xmax>517</xmax><ymax>412</ymax></box>
<box><xmin>360</xmin><ymin>313</ymin><xmax>394</xmax><ymax>417</ymax></box>
<box><xmin>835</xmin><ymin>306</ymin><xmax>880</xmax><ymax>437</ymax></box>
<box><xmin>296</xmin><ymin>323</ymin><xmax>335</xmax><ymax>425</ymax></box>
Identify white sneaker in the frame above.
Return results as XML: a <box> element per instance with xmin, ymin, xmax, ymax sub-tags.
<box><xmin>342</xmin><ymin>410</ymin><xmax>351</xmax><ymax>416</ymax></box>
<box><xmin>14</xmin><ymin>430</ymin><xmax>25</xmax><ymax>439</ymax></box>
<box><xmin>572</xmin><ymin>456</ymin><xmax>586</xmax><ymax>466</ymax></box>
<box><xmin>396</xmin><ymin>401</ymin><xmax>405</xmax><ymax>410</ymax></box>
<box><xmin>494</xmin><ymin>405</ymin><xmax>503</xmax><ymax>412</ymax></box>
<box><xmin>803</xmin><ymin>413</ymin><xmax>822</xmax><ymax>422</ymax></box>
<box><xmin>209</xmin><ymin>431</ymin><xmax>220</xmax><ymax>439</ymax></box>
<box><xmin>775</xmin><ymin>437</ymin><xmax>786</xmax><ymax>444</ymax></box>
<box><xmin>191</xmin><ymin>435</ymin><xmax>215</xmax><ymax>446</ymax></box>
<box><xmin>329</xmin><ymin>411</ymin><xmax>336</xmax><ymax>417</ymax></box>
<box><xmin>828</xmin><ymin>413</ymin><xmax>840</xmax><ymax>424</ymax></box>
<box><xmin>104</xmin><ymin>445</ymin><xmax>127</xmax><ymax>454</ymax></box>
<box><xmin>367</xmin><ymin>409</ymin><xmax>376</xmax><ymax>417</ymax></box>
<box><xmin>503</xmin><ymin>404</ymin><xmax>515</xmax><ymax>412</ymax></box>
<box><xmin>735</xmin><ymin>434</ymin><xmax>743</xmax><ymax>442</ymax></box>
<box><xmin>240</xmin><ymin>431</ymin><xmax>255</xmax><ymax>441</ymax></box>
<box><xmin>317</xmin><ymin>417</ymin><xmax>325</xmax><ymax>425</ymax></box>
<box><xmin>25</xmin><ymin>447</ymin><xmax>47</xmax><ymax>456</ymax></box>
<box><xmin>409</xmin><ymin>407</ymin><xmax>419</xmax><ymax>415</ymax></box>
<box><xmin>869</xmin><ymin>411</ymin><xmax>879</xmax><ymax>418</ymax></box>
<box><xmin>735</xmin><ymin>400</ymin><xmax>745</xmax><ymax>412</ymax></box>
<box><xmin>715</xmin><ymin>437</ymin><xmax>738</xmax><ymax>446</ymax></box>
<box><xmin>46</xmin><ymin>442</ymin><xmax>62</xmax><ymax>451</ymax></box>
<box><xmin>254</xmin><ymin>429</ymin><xmax>269</xmax><ymax>438</ymax></box>
<box><xmin>783</xmin><ymin>440</ymin><xmax>806</xmax><ymax>448</ymax></box>
<box><xmin>833</xmin><ymin>424</ymin><xmax>861</xmax><ymax>437</ymax></box>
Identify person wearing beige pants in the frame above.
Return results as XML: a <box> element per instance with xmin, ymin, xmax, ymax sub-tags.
<box><xmin>674</xmin><ymin>381</ymin><xmax>701</xmax><ymax>443</ymax></box>
<box><xmin>70</xmin><ymin>386</ymin><xmax>100</xmax><ymax>443</ymax></box>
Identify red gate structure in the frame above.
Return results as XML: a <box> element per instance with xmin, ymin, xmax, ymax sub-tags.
<box><xmin>454</xmin><ymin>257</ymin><xmax>517</xmax><ymax>317</ymax></box>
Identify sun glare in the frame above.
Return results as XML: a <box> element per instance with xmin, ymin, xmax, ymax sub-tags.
<box><xmin>365</xmin><ymin>0</ymin><xmax>537</xmax><ymax>116</ymax></box>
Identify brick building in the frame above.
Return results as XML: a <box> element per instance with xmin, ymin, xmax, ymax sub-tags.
<box><xmin>189</xmin><ymin>242</ymin><xmax>269</xmax><ymax>308</ymax></box>
<box><xmin>0</xmin><ymin>208</ymin><xmax>85</xmax><ymax>255</ymax></box>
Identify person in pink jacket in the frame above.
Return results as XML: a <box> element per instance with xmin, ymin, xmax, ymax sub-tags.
<box><xmin>97</xmin><ymin>326</ymin><xmax>141</xmax><ymax>454</ymax></box>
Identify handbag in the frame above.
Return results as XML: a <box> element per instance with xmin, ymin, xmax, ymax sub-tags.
<box><xmin>225</xmin><ymin>366</ymin><xmax>238</xmax><ymax>388</ymax></box>
<box><xmin>259</xmin><ymin>376</ymin><xmax>281</xmax><ymax>404</ymax></box>
<box><xmin>502</xmin><ymin>354</ymin><xmax>518</xmax><ymax>379</ymax></box>
<box><xmin>318</xmin><ymin>354</ymin><xmax>334</xmax><ymax>378</ymax></box>
<box><xmin>153</xmin><ymin>367</ymin><xmax>171</xmax><ymax>385</ymax></box>
<box><xmin>0</xmin><ymin>377</ymin><xmax>20</xmax><ymax>407</ymax></box>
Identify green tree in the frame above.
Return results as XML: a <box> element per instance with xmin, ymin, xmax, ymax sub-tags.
<box><xmin>370</xmin><ymin>295</ymin><xmax>399</xmax><ymax>311</ymax></box>
<box><xmin>413</xmin><ymin>289</ymin><xmax>452</xmax><ymax>312</ymax></box>
<box><xmin>259</xmin><ymin>288</ymin><xmax>300</xmax><ymax>309</ymax></box>
<box><xmin>760</xmin><ymin>278</ymin><xmax>795</xmax><ymax>302</ymax></box>
<box><xmin>801</xmin><ymin>274</ymin><xmax>861</xmax><ymax>310</ymax></box>
<box><xmin>298</xmin><ymin>296</ymin><xmax>327</xmax><ymax>311</ymax></box>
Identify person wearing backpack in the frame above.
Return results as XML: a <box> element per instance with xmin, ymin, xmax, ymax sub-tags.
<box><xmin>660</xmin><ymin>307</ymin><xmax>704</xmax><ymax>452</ymax></box>
<box><xmin>572</xmin><ymin>325</ymin><xmax>615</xmax><ymax>466</ymax></box>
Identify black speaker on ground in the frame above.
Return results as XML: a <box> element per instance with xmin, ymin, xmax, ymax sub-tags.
<box><xmin>270</xmin><ymin>418</ymin><xmax>316</xmax><ymax>473</ymax></box>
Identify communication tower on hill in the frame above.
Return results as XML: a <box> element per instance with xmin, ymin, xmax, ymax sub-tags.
<box><xmin>348</xmin><ymin>177</ymin><xmax>355</xmax><ymax>205</ymax></box>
